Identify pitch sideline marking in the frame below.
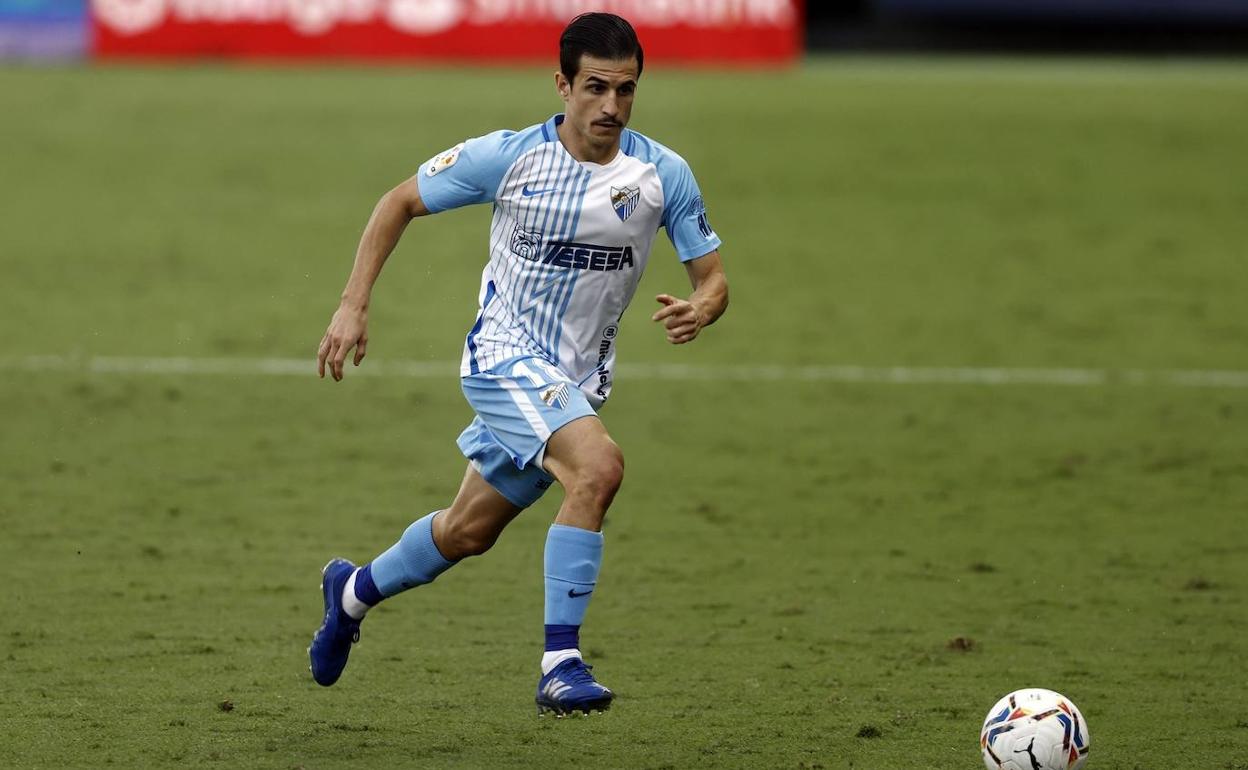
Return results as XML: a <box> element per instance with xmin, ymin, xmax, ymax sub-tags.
<box><xmin>8</xmin><ymin>355</ymin><xmax>1248</xmax><ymax>389</ymax></box>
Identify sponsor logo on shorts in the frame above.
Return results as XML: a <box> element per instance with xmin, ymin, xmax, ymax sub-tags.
<box><xmin>521</xmin><ymin>241</ymin><xmax>635</xmax><ymax>272</ymax></box>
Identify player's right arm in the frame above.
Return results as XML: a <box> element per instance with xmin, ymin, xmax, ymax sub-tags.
<box><xmin>318</xmin><ymin>130</ymin><xmax>521</xmax><ymax>380</ymax></box>
<box><xmin>318</xmin><ymin>178</ymin><xmax>429</xmax><ymax>381</ymax></box>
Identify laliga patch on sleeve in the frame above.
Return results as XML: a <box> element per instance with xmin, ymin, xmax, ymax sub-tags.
<box><xmin>425</xmin><ymin>142</ymin><xmax>465</xmax><ymax>177</ymax></box>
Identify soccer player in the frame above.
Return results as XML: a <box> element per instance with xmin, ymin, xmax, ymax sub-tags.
<box><xmin>309</xmin><ymin>12</ymin><xmax>727</xmax><ymax>717</ymax></box>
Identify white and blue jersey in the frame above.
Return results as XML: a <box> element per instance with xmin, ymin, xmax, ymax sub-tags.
<box><xmin>416</xmin><ymin>113</ymin><xmax>721</xmax><ymax>408</ymax></box>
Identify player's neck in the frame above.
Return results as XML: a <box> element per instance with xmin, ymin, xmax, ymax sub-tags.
<box><xmin>556</xmin><ymin>120</ymin><xmax>619</xmax><ymax>165</ymax></box>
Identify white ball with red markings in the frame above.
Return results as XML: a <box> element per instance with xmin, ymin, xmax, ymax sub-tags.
<box><xmin>980</xmin><ymin>688</ymin><xmax>1090</xmax><ymax>770</ymax></box>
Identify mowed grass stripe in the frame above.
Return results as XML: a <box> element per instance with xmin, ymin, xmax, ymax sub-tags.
<box><xmin>10</xmin><ymin>354</ymin><xmax>1248</xmax><ymax>388</ymax></box>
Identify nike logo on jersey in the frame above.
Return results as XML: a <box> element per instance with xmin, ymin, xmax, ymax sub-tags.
<box><xmin>522</xmin><ymin>184</ymin><xmax>559</xmax><ymax>197</ymax></box>
<box><xmin>567</xmin><ymin>588</ymin><xmax>593</xmax><ymax>598</ymax></box>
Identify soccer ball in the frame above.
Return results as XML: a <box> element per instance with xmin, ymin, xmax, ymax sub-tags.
<box><xmin>980</xmin><ymin>688</ymin><xmax>1090</xmax><ymax>770</ymax></box>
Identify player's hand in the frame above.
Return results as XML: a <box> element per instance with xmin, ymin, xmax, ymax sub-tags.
<box><xmin>317</xmin><ymin>303</ymin><xmax>369</xmax><ymax>381</ymax></box>
<box><xmin>651</xmin><ymin>294</ymin><xmax>703</xmax><ymax>345</ymax></box>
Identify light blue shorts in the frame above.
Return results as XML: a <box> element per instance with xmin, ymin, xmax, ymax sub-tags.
<box><xmin>456</xmin><ymin>356</ymin><xmax>597</xmax><ymax>509</ymax></box>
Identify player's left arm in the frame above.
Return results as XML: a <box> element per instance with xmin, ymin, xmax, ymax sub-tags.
<box><xmin>651</xmin><ymin>250</ymin><xmax>728</xmax><ymax>345</ymax></box>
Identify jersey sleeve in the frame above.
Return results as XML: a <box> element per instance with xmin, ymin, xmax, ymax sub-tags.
<box><xmin>659</xmin><ymin>158</ymin><xmax>722</xmax><ymax>262</ymax></box>
<box><xmin>415</xmin><ymin>130</ymin><xmax>516</xmax><ymax>213</ymax></box>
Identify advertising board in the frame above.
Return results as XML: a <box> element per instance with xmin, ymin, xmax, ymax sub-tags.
<box><xmin>92</xmin><ymin>0</ymin><xmax>803</xmax><ymax>63</ymax></box>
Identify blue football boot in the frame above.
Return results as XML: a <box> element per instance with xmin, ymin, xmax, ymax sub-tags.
<box><xmin>308</xmin><ymin>558</ymin><xmax>361</xmax><ymax>686</ymax></box>
<box><xmin>536</xmin><ymin>658</ymin><xmax>614</xmax><ymax>716</ymax></box>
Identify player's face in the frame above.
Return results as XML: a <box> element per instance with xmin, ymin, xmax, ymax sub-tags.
<box><xmin>557</xmin><ymin>55</ymin><xmax>639</xmax><ymax>151</ymax></box>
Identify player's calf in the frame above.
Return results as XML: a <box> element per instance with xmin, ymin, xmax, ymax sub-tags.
<box><xmin>434</xmin><ymin>506</ymin><xmax>510</xmax><ymax>559</ymax></box>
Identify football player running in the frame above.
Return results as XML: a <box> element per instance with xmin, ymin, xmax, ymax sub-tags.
<box><xmin>310</xmin><ymin>12</ymin><xmax>728</xmax><ymax>717</ymax></box>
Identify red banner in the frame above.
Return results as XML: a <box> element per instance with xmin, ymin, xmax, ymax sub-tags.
<box><xmin>91</xmin><ymin>0</ymin><xmax>803</xmax><ymax>63</ymax></box>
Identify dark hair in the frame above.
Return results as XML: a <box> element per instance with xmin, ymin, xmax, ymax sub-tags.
<box><xmin>559</xmin><ymin>13</ymin><xmax>644</xmax><ymax>82</ymax></box>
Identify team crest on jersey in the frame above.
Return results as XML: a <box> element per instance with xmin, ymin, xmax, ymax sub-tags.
<box><xmin>539</xmin><ymin>382</ymin><xmax>571</xmax><ymax>410</ymax></box>
<box><xmin>425</xmin><ymin>142</ymin><xmax>464</xmax><ymax>177</ymax></box>
<box><xmin>611</xmin><ymin>185</ymin><xmax>640</xmax><ymax>222</ymax></box>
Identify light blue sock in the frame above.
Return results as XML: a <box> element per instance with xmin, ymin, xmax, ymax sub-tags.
<box><xmin>369</xmin><ymin>511</ymin><xmax>457</xmax><ymax>598</ymax></box>
<box><xmin>544</xmin><ymin>524</ymin><xmax>604</xmax><ymax>629</ymax></box>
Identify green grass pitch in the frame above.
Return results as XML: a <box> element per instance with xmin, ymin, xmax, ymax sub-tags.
<box><xmin>2</xmin><ymin>57</ymin><xmax>1247</xmax><ymax>768</ymax></box>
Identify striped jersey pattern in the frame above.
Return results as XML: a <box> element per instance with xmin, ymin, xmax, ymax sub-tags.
<box><xmin>474</xmin><ymin>140</ymin><xmax>593</xmax><ymax>374</ymax></box>
<box><xmin>416</xmin><ymin>114</ymin><xmax>721</xmax><ymax>408</ymax></box>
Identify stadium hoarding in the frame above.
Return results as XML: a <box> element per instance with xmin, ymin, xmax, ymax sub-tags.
<box><xmin>90</xmin><ymin>0</ymin><xmax>803</xmax><ymax>63</ymax></box>
<box><xmin>1</xmin><ymin>0</ymin><xmax>88</xmax><ymax>58</ymax></box>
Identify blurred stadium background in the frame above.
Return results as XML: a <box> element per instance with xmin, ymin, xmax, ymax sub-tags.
<box><xmin>3</xmin><ymin>1</ymin><xmax>1247</xmax><ymax>768</ymax></box>
<box><xmin>7</xmin><ymin>1</ymin><xmax>1248</xmax><ymax>60</ymax></box>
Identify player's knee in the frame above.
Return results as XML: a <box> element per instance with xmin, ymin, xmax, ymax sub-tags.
<box><xmin>577</xmin><ymin>442</ymin><xmax>624</xmax><ymax>509</ymax></box>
